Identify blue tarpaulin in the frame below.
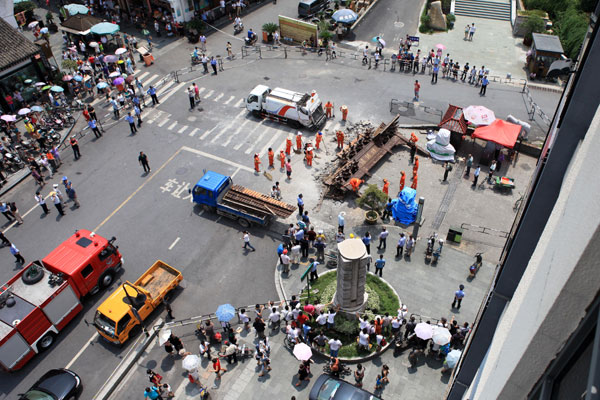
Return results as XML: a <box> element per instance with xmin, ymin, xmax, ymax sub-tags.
<box><xmin>392</xmin><ymin>188</ymin><xmax>419</xmax><ymax>224</ymax></box>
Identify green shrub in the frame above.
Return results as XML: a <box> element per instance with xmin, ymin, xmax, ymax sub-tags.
<box><xmin>555</xmin><ymin>6</ymin><xmax>589</xmax><ymax>59</ymax></box>
<box><xmin>446</xmin><ymin>13</ymin><xmax>456</xmax><ymax>24</ymax></box>
<box><xmin>420</xmin><ymin>14</ymin><xmax>431</xmax><ymax>26</ymax></box>
<box><xmin>14</xmin><ymin>1</ymin><xmax>35</xmax><ymax>14</ymax></box>
<box><xmin>524</xmin><ymin>15</ymin><xmax>546</xmax><ymax>41</ymax></box>
<box><xmin>334</xmin><ymin>313</ymin><xmax>360</xmax><ymax>338</ymax></box>
<box><xmin>357</xmin><ymin>184</ymin><xmax>388</xmax><ymax>212</ymax></box>
<box><xmin>579</xmin><ymin>0</ymin><xmax>597</xmax><ymax>12</ymax></box>
<box><xmin>524</xmin><ymin>0</ymin><xmax>570</xmax><ymax>18</ymax></box>
<box><xmin>262</xmin><ymin>22</ymin><xmax>279</xmax><ymax>34</ymax></box>
<box><xmin>186</xmin><ymin>18</ymin><xmax>205</xmax><ymax>34</ymax></box>
<box><xmin>518</xmin><ymin>9</ymin><xmax>548</xmax><ymax>17</ymax></box>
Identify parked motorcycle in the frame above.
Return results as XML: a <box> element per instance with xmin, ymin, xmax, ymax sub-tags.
<box><xmin>425</xmin><ymin>233</ymin><xmax>437</xmax><ymax>262</ymax></box>
<box><xmin>3</xmin><ymin>152</ymin><xmax>25</xmax><ymax>172</ymax></box>
<box><xmin>245</xmin><ymin>32</ymin><xmax>257</xmax><ymax>46</ymax></box>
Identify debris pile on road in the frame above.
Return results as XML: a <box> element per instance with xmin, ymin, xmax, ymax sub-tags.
<box><xmin>322</xmin><ymin>115</ymin><xmax>429</xmax><ymax>199</ymax></box>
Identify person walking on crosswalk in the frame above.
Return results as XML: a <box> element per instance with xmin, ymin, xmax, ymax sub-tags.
<box><xmin>188</xmin><ymin>86</ymin><xmax>195</xmax><ymax>109</ymax></box>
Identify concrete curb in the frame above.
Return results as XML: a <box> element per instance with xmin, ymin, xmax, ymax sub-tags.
<box><xmin>94</xmin><ymin>319</ymin><xmax>163</xmax><ymax>400</ymax></box>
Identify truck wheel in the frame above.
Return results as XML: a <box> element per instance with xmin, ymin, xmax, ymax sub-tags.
<box><xmin>22</xmin><ymin>265</ymin><xmax>44</xmax><ymax>285</ymax></box>
<box><xmin>252</xmin><ymin>110</ymin><xmax>262</xmax><ymax>119</ymax></box>
<box><xmin>37</xmin><ymin>332</ymin><xmax>57</xmax><ymax>352</ymax></box>
<box><xmin>129</xmin><ymin>324</ymin><xmax>142</xmax><ymax>341</ymax></box>
<box><xmin>290</xmin><ymin>120</ymin><xmax>301</xmax><ymax>129</ymax></box>
<box><xmin>99</xmin><ymin>270</ymin><xmax>116</xmax><ymax>289</ymax></box>
<box><xmin>238</xmin><ymin>218</ymin><xmax>250</xmax><ymax>228</ymax></box>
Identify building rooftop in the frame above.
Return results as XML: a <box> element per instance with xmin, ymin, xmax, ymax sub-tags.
<box><xmin>532</xmin><ymin>33</ymin><xmax>564</xmax><ymax>54</ymax></box>
<box><xmin>0</xmin><ymin>17</ymin><xmax>40</xmax><ymax>72</ymax></box>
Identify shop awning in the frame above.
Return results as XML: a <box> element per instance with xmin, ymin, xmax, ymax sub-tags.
<box><xmin>472</xmin><ymin>119</ymin><xmax>522</xmax><ymax>149</ymax></box>
<box><xmin>59</xmin><ymin>14</ymin><xmax>102</xmax><ymax>35</ymax></box>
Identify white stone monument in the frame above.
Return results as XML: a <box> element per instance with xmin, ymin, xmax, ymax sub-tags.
<box><xmin>334</xmin><ymin>238</ymin><xmax>369</xmax><ymax>314</ymax></box>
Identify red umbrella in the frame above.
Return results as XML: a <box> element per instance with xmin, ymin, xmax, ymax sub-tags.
<box><xmin>472</xmin><ymin>119</ymin><xmax>522</xmax><ymax>148</ymax></box>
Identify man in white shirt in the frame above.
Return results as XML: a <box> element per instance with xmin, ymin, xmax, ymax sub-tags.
<box><xmin>328</xmin><ymin>338</ymin><xmax>342</xmax><ymax>357</ymax></box>
<box><xmin>315</xmin><ymin>310</ymin><xmax>327</xmax><ymax>326</ymax></box>
<box><xmin>280</xmin><ymin>250</ymin><xmax>290</xmax><ymax>273</ymax></box>
<box><xmin>291</xmin><ymin>243</ymin><xmax>301</xmax><ymax>264</ymax></box>
<box><xmin>239</xmin><ymin>309</ymin><xmax>250</xmax><ymax>330</ymax></box>
<box><xmin>358</xmin><ymin>328</ymin><xmax>370</xmax><ymax>350</ymax></box>
<box><xmin>398</xmin><ymin>305</ymin><xmax>408</xmax><ymax>323</ymax></box>
<box><xmin>268</xmin><ymin>307</ymin><xmax>281</xmax><ymax>330</ymax></box>
<box><xmin>468</xmin><ymin>23</ymin><xmax>476</xmax><ymax>41</ymax></box>
<box><xmin>286</xmin><ymin>325</ymin><xmax>299</xmax><ymax>344</ymax></box>
<box><xmin>327</xmin><ymin>305</ymin><xmax>340</xmax><ymax>329</ymax></box>
<box><xmin>377</xmin><ymin>227</ymin><xmax>389</xmax><ymax>250</ymax></box>
<box><xmin>357</xmin><ymin>313</ymin><xmax>370</xmax><ymax>330</ymax></box>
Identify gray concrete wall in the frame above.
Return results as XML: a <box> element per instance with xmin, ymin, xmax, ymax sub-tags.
<box><xmin>465</xmin><ymin>105</ymin><xmax>600</xmax><ymax>399</ymax></box>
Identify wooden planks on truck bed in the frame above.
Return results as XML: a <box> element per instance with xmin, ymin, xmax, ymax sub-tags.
<box><xmin>224</xmin><ymin>185</ymin><xmax>296</xmax><ymax>218</ymax></box>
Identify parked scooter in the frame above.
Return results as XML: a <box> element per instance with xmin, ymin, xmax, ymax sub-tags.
<box><xmin>425</xmin><ymin>233</ymin><xmax>437</xmax><ymax>262</ymax></box>
<box><xmin>469</xmin><ymin>253</ymin><xmax>483</xmax><ymax>278</ymax></box>
<box><xmin>432</xmin><ymin>239</ymin><xmax>444</xmax><ymax>264</ymax></box>
<box><xmin>3</xmin><ymin>152</ymin><xmax>25</xmax><ymax>172</ymax></box>
<box><xmin>245</xmin><ymin>30</ymin><xmax>257</xmax><ymax>46</ymax></box>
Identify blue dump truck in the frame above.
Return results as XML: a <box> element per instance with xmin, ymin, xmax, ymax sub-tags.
<box><xmin>190</xmin><ymin>171</ymin><xmax>296</xmax><ymax>227</ymax></box>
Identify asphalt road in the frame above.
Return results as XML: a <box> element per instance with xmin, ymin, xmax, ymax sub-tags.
<box><xmin>0</xmin><ymin>2</ymin><xmax>561</xmax><ymax>398</ymax></box>
<box><xmin>352</xmin><ymin>0</ymin><xmax>425</xmax><ymax>50</ymax></box>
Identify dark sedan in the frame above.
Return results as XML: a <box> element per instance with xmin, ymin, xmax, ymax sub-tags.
<box><xmin>19</xmin><ymin>369</ymin><xmax>82</xmax><ymax>400</ymax></box>
<box><xmin>309</xmin><ymin>374</ymin><xmax>382</xmax><ymax>400</ymax></box>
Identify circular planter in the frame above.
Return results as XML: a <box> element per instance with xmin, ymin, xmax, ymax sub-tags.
<box><xmin>325</xmin><ymin>9</ymin><xmax>334</xmax><ymax>17</ymax></box>
<box><xmin>364</xmin><ymin>210</ymin><xmax>379</xmax><ymax>225</ymax></box>
<box><xmin>311</xmin><ymin>18</ymin><xmax>321</xmax><ymax>24</ymax></box>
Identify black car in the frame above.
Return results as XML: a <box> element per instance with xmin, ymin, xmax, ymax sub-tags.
<box><xmin>309</xmin><ymin>374</ymin><xmax>382</xmax><ymax>400</ymax></box>
<box><xmin>19</xmin><ymin>369</ymin><xmax>82</xmax><ymax>400</ymax></box>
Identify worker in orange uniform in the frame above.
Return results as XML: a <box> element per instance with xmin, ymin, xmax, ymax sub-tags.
<box><xmin>336</xmin><ymin>130</ymin><xmax>344</xmax><ymax>149</ymax></box>
<box><xmin>305</xmin><ymin>145</ymin><xmax>314</xmax><ymax>166</ymax></box>
<box><xmin>399</xmin><ymin>171</ymin><xmax>406</xmax><ymax>192</ymax></box>
<box><xmin>411</xmin><ymin>173</ymin><xmax>418</xmax><ymax>189</ymax></box>
<box><xmin>279</xmin><ymin>150</ymin><xmax>286</xmax><ymax>169</ymax></box>
<box><xmin>268</xmin><ymin>147</ymin><xmax>274</xmax><ymax>169</ymax></box>
<box><xmin>382</xmin><ymin>179</ymin><xmax>389</xmax><ymax>196</ymax></box>
<box><xmin>296</xmin><ymin>132</ymin><xmax>302</xmax><ymax>152</ymax></box>
<box><xmin>325</xmin><ymin>101</ymin><xmax>333</xmax><ymax>118</ymax></box>
<box><xmin>349</xmin><ymin>178</ymin><xmax>364</xmax><ymax>193</ymax></box>
<box><xmin>412</xmin><ymin>156</ymin><xmax>419</xmax><ymax>179</ymax></box>
<box><xmin>286</xmin><ymin>137</ymin><xmax>292</xmax><ymax>155</ymax></box>
<box><xmin>410</xmin><ymin>132</ymin><xmax>419</xmax><ymax>144</ymax></box>
<box><xmin>254</xmin><ymin>153</ymin><xmax>261</xmax><ymax>172</ymax></box>
<box><xmin>340</xmin><ymin>105</ymin><xmax>348</xmax><ymax>122</ymax></box>
<box><xmin>315</xmin><ymin>131</ymin><xmax>323</xmax><ymax>150</ymax></box>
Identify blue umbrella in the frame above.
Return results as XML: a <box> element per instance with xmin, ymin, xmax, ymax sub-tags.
<box><xmin>90</xmin><ymin>22</ymin><xmax>120</xmax><ymax>35</ymax></box>
<box><xmin>96</xmin><ymin>82</ymin><xmax>108</xmax><ymax>89</ymax></box>
<box><xmin>332</xmin><ymin>9</ymin><xmax>358</xmax><ymax>24</ymax></box>
<box><xmin>64</xmin><ymin>3</ymin><xmax>89</xmax><ymax>15</ymax></box>
<box><xmin>50</xmin><ymin>86</ymin><xmax>64</xmax><ymax>92</ymax></box>
<box><xmin>30</xmin><ymin>105</ymin><xmax>44</xmax><ymax>112</ymax></box>
<box><xmin>73</xmin><ymin>75</ymin><xmax>83</xmax><ymax>82</ymax></box>
<box><xmin>215</xmin><ymin>304</ymin><xmax>236</xmax><ymax>322</ymax></box>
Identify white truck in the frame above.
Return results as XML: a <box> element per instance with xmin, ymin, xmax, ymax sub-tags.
<box><xmin>246</xmin><ymin>85</ymin><xmax>326</xmax><ymax>129</ymax></box>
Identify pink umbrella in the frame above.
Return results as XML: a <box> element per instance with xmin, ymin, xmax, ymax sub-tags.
<box><xmin>62</xmin><ymin>75</ymin><xmax>74</xmax><ymax>81</ymax></box>
<box><xmin>415</xmin><ymin>322</ymin><xmax>433</xmax><ymax>340</ymax></box>
<box><xmin>1</xmin><ymin>115</ymin><xmax>17</xmax><ymax>122</ymax></box>
<box><xmin>292</xmin><ymin>343</ymin><xmax>312</xmax><ymax>361</ymax></box>
<box><xmin>104</xmin><ymin>55</ymin><xmax>119</xmax><ymax>63</ymax></box>
<box><xmin>464</xmin><ymin>105</ymin><xmax>496</xmax><ymax>126</ymax></box>
<box><xmin>113</xmin><ymin>77</ymin><xmax>124</xmax><ymax>86</ymax></box>
<box><xmin>435</xmin><ymin>43</ymin><xmax>446</xmax><ymax>50</ymax></box>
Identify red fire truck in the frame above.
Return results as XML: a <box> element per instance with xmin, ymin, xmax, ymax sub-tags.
<box><xmin>0</xmin><ymin>229</ymin><xmax>123</xmax><ymax>371</ymax></box>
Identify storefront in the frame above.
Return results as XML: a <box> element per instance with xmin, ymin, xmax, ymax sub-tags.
<box><xmin>0</xmin><ymin>18</ymin><xmax>50</xmax><ymax>113</ymax></box>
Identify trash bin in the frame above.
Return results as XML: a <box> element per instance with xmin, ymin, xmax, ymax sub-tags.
<box><xmin>143</xmin><ymin>52</ymin><xmax>154</xmax><ymax>66</ymax></box>
<box><xmin>446</xmin><ymin>226</ymin><xmax>464</xmax><ymax>244</ymax></box>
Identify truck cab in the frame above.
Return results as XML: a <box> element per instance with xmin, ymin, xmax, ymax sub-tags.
<box><xmin>246</xmin><ymin>84</ymin><xmax>271</xmax><ymax>113</ymax></box>
<box><xmin>42</xmin><ymin>229</ymin><xmax>123</xmax><ymax>296</ymax></box>
<box><xmin>191</xmin><ymin>171</ymin><xmax>232</xmax><ymax>211</ymax></box>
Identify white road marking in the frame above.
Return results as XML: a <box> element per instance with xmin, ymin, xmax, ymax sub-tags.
<box><xmin>231</xmin><ymin>119</ymin><xmax>264</xmax><ymax>150</ymax></box>
<box><xmin>159</xmin><ymin>82</ymin><xmax>187</xmax><ymax>103</ymax></box>
<box><xmin>189</xmin><ymin>127</ymin><xmax>200</xmax><ymax>137</ymax></box>
<box><xmin>167</xmin><ymin>121</ymin><xmax>178</xmax><ymax>130</ymax></box>
<box><xmin>234</xmin><ymin>98</ymin><xmax>244</xmax><ymax>107</ymax></box>
<box><xmin>199</xmin><ymin>126</ymin><xmax>217</xmax><ymax>140</ymax></box>
<box><xmin>155</xmin><ymin>80</ymin><xmax>175</xmax><ymax>97</ymax></box>
<box><xmin>215</xmin><ymin>109</ymin><xmax>248</xmax><ymax>144</ymax></box>
<box><xmin>157</xmin><ymin>118</ymin><xmax>170</xmax><ymax>127</ymax></box>
<box><xmin>143</xmin><ymin>74</ymin><xmax>160</xmax><ymax>86</ymax></box>
<box><xmin>168</xmin><ymin>237</ymin><xmax>180</xmax><ymax>250</ymax></box>
<box><xmin>213</xmin><ymin>93</ymin><xmax>224</xmax><ymax>102</ymax></box>
<box><xmin>245</xmin><ymin>128</ymin><xmax>269</xmax><ymax>154</ymax></box>
<box><xmin>197</xmin><ymin>87</ymin><xmax>206</xmax><ymax>94</ymax></box>
<box><xmin>231</xmin><ymin>167</ymin><xmax>241</xmax><ymax>178</ymax></box>
<box><xmin>204</xmin><ymin>89</ymin><xmax>214</xmax><ymax>99</ymax></box>
<box><xmin>137</xmin><ymin>71</ymin><xmax>150</xmax><ymax>80</ymax></box>
<box><xmin>178</xmin><ymin>125</ymin><xmax>188</xmax><ymax>134</ymax></box>
<box><xmin>65</xmin><ymin>332</ymin><xmax>98</xmax><ymax>369</ymax></box>
<box><xmin>221</xmin><ymin>119</ymin><xmax>251</xmax><ymax>146</ymax></box>
<box><xmin>275</xmin><ymin>137</ymin><xmax>289</xmax><ymax>154</ymax></box>
<box><xmin>224</xmin><ymin>95</ymin><xmax>235</xmax><ymax>105</ymax></box>
<box><xmin>258</xmin><ymin>129</ymin><xmax>282</xmax><ymax>157</ymax></box>
<box><xmin>181</xmin><ymin>146</ymin><xmax>254</xmax><ymax>172</ymax></box>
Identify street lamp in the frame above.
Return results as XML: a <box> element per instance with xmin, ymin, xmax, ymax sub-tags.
<box><xmin>122</xmin><ymin>282</ymin><xmax>150</xmax><ymax>337</ymax></box>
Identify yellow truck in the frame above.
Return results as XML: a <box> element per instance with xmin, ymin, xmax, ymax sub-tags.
<box><xmin>93</xmin><ymin>260</ymin><xmax>183</xmax><ymax>345</ymax></box>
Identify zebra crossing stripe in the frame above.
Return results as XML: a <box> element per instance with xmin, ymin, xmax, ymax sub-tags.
<box><xmin>223</xmin><ymin>119</ymin><xmax>253</xmax><ymax>146</ymax></box>
<box><xmin>189</xmin><ymin>128</ymin><xmax>200</xmax><ymax>137</ymax></box>
<box><xmin>178</xmin><ymin>125</ymin><xmax>188</xmax><ymax>134</ymax></box>
<box><xmin>204</xmin><ymin>89</ymin><xmax>214</xmax><ymax>99</ymax></box>
<box><xmin>213</xmin><ymin>93</ymin><xmax>224</xmax><ymax>102</ymax></box>
<box><xmin>234</xmin><ymin>98</ymin><xmax>244</xmax><ymax>107</ymax></box>
<box><xmin>224</xmin><ymin>95</ymin><xmax>235</xmax><ymax>105</ymax></box>
<box><xmin>167</xmin><ymin>121</ymin><xmax>178</xmax><ymax>130</ymax></box>
<box><xmin>157</xmin><ymin>118</ymin><xmax>169</xmax><ymax>127</ymax></box>
<box><xmin>199</xmin><ymin>126</ymin><xmax>217</xmax><ymax>140</ymax></box>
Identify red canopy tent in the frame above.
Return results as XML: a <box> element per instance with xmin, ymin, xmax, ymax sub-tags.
<box><xmin>472</xmin><ymin>119</ymin><xmax>522</xmax><ymax>149</ymax></box>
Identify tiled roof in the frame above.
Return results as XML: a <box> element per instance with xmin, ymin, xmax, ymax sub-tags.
<box><xmin>438</xmin><ymin>104</ymin><xmax>468</xmax><ymax>134</ymax></box>
<box><xmin>0</xmin><ymin>17</ymin><xmax>41</xmax><ymax>72</ymax></box>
